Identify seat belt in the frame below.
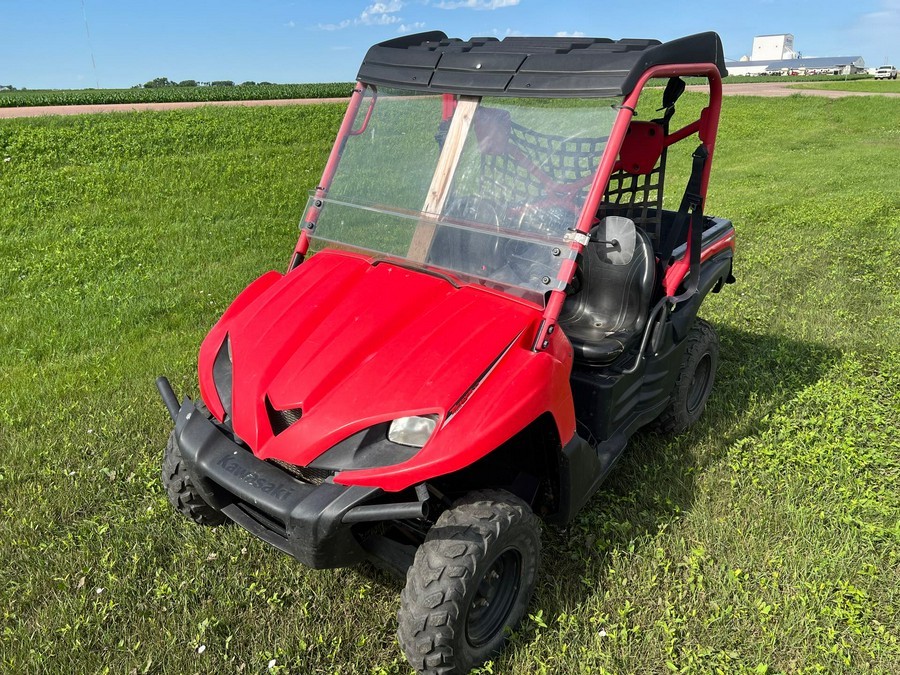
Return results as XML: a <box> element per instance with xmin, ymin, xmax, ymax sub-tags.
<box><xmin>659</xmin><ymin>144</ymin><xmax>708</xmax><ymax>300</ymax></box>
<box><xmin>653</xmin><ymin>77</ymin><xmax>686</xmax><ymax>128</ymax></box>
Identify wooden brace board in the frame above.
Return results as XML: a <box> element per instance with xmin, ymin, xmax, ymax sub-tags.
<box><xmin>406</xmin><ymin>96</ymin><xmax>479</xmax><ymax>262</ymax></box>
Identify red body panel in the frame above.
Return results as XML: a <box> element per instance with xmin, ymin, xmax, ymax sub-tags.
<box><xmin>340</xmin><ymin>325</ymin><xmax>575</xmax><ymax>490</ymax></box>
<box><xmin>199</xmin><ymin>270</ymin><xmax>282</xmax><ymax>421</ymax></box>
<box><xmin>198</xmin><ymin>250</ymin><xmax>575</xmax><ymax>492</ymax></box>
<box><xmin>664</xmin><ymin>229</ymin><xmax>736</xmax><ymax>296</ymax></box>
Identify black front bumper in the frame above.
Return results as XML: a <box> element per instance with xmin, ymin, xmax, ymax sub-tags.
<box><xmin>172</xmin><ymin>398</ymin><xmax>382</xmax><ymax>569</ymax></box>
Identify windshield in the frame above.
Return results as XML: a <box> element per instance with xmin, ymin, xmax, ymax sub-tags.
<box><xmin>305</xmin><ymin>87</ymin><xmax>617</xmax><ymax>303</ymax></box>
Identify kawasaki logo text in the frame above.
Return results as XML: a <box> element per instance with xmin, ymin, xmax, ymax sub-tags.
<box><xmin>216</xmin><ymin>455</ymin><xmax>296</xmax><ymax>501</ymax></box>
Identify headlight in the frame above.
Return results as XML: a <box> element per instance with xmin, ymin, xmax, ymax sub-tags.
<box><xmin>388</xmin><ymin>415</ymin><xmax>437</xmax><ymax>448</ymax></box>
<box><xmin>212</xmin><ymin>335</ymin><xmax>233</xmax><ymax>417</ymax></box>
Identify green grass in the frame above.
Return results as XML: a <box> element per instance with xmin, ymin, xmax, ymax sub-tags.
<box><xmin>680</xmin><ymin>74</ymin><xmax>873</xmax><ymax>85</ymax></box>
<box><xmin>1</xmin><ymin>94</ymin><xmax>899</xmax><ymax>674</ymax></box>
<box><xmin>0</xmin><ymin>82</ymin><xmax>355</xmax><ymax>108</ymax></box>
<box><xmin>788</xmin><ymin>80</ymin><xmax>900</xmax><ymax>94</ymax></box>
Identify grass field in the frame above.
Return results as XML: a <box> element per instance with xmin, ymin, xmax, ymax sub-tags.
<box><xmin>682</xmin><ymin>74</ymin><xmax>873</xmax><ymax>85</ymax></box>
<box><xmin>1</xmin><ymin>93</ymin><xmax>898</xmax><ymax>674</ymax></box>
<box><xmin>789</xmin><ymin>80</ymin><xmax>900</xmax><ymax>94</ymax></box>
<box><xmin>0</xmin><ymin>82</ymin><xmax>355</xmax><ymax>108</ymax></box>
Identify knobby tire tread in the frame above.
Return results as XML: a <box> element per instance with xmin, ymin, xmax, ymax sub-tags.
<box><xmin>161</xmin><ymin>403</ymin><xmax>227</xmax><ymax>527</ymax></box>
<box><xmin>397</xmin><ymin>490</ymin><xmax>539</xmax><ymax>675</ymax></box>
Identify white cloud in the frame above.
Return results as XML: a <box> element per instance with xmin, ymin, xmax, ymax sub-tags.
<box><xmin>437</xmin><ymin>0</ymin><xmax>520</xmax><ymax>9</ymax></box>
<box><xmin>360</xmin><ymin>1</ymin><xmax>404</xmax><ymax>25</ymax></box>
<box><xmin>554</xmin><ymin>31</ymin><xmax>585</xmax><ymax>37</ymax></box>
<box><xmin>284</xmin><ymin>20</ymin><xmax>296</xmax><ymax>28</ymax></box>
<box><xmin>398</xmin><ymin>22</ymin><xmax>427</xmax><ymax>33</ymax></box>
<box><xmin>853</xmin><ymin>0</ymin><xmax>900</xmax><ymax>31</ymax></box>
<box><xmin>317</xmin><ymin>19</ymin><xmax>352</xmax><ymax>30</ymax></box>
<box><xmin>316</xmin><ymin>1</ymin><xmax>405</xmax><ymax>30</ymax></box>
<box><xmin>489</xmin><ymin>27</ymin><xmax>523</xmax><ymax>37</ymax></box>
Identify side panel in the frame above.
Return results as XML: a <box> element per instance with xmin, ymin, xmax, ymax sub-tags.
<box><xmin>550</xmin><ymin>432</ymin><xmax>606</xmax><ymax>525</ymax></box>
<box><xmin>568</xmin><ymin>329</ymin><xmax>690</xmax><ymax>446</ymax></box>
<box><xmin>670</xmin><ymin>252</ymin><xmax>733</xmax><ymax>340</ymax></box>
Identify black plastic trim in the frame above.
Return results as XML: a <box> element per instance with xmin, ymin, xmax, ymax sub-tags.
<box><xmin>172</xmin><ymin>399</ymin><xmax>382</xmax><ymax>569</ymax></box>
<box><xmin>670</xmin><ymin>252</ymin><xmax>733</xmax><ymax>340</ymax></box>
<box><xmin>547</xmin><ymin>431</ymin><xmax>628</xmax><ymax>525</ymax></box>
<box><xmin>565</xmin><ymin>320</ymin><xmax>693</xmax><ymax>462</ymax></box>
<box><xmin>212</xmin><ymin>335</ymin><xmax>233</xmax><ymax>417</ymax></box>
<box><xmin>670</xmin><ymin>215</ymin><xmax>734</xmax><ymax>261</ymax></box>
<box><xmin>309</xmin><ymin>422</ymin><xmax>420</xmax><ymax>471</ymax></box>
<box><xmin>357</xmin><ymin>31</ymin><xmax>727</xmax><ymax>98</ymax></box>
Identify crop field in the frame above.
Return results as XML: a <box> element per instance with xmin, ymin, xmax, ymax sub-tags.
<box><xmin>0</xmin><ymin>94</ymin><xmax>898</xmax><ymax>674</ymax></box>
<box><xmin>0</xmin><ymin>82</ymin><xmax>355</xmax><ymax>108</ymax></box>
<box><xmin>0</xmin><ymin>75</ymin><xmax>875</xmax><ymax>110</ymax></box>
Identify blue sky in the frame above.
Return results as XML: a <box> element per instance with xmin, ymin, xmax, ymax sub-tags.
<box><xmin>2</xmin><ymin>0</ymin><xmax>898</xmax><ymax>89</ymax></box>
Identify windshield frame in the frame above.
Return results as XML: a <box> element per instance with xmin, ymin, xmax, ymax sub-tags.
<box><xmin>299</xmin><ymin>86</ymin><xmax>616</xmax><ymax>303</ymax></box>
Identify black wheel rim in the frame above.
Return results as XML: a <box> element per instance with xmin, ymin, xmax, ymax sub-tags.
<box><xmin>465</xmin><ymin>548</ymin><xmax>522</xmax><ymax>648</ymax></box>
<box><xmin>686</xmin><ymin>353</ymin><xmax>712</xmax><ymax>414</ymax></box>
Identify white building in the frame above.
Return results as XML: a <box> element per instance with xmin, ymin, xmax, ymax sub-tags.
<box><xmin>751</xmin><ymin>34</ymin><xmax>799</xmax><ymax>61</ymax></box>
<box><xmin>727</xmin><ymin>33</ymin><xmax>865</xmax><ymax>76</ymax></box>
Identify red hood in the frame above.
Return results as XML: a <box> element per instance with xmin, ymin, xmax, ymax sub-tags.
<box><xmin>199</xmin><ymin>250</ymin><xmax>541</xmax><ymax>466</ymax></box>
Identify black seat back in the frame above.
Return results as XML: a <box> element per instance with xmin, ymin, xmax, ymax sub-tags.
<box><xmin>559</xmin><ymin>219</ymin><xmax>656</xmax><ymax>364</ymax></box>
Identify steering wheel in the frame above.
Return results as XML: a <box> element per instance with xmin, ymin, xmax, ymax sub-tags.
<box><xmin>438</xmin><ymin>195</ymin><xmax>504</xmax><ymax>272</ymax></box>
<box><xmin>513</xmin><ymin>203</ymin><xmax>577</xmax><ymax>236</ymax></box>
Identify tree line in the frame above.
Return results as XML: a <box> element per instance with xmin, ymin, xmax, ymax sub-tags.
<box><xmin>138</xmin><ymin>77</ymin><xmax>277</xmax><ymax>89</ymax></box>
<box><xmin>1</xmin><ymin>79</ymin><xmax>280</xmax><ymax>92</ymax></box>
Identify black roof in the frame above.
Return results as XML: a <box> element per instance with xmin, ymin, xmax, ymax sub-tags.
<box><xmin>357</xmin><ymin>31</ymin><xmax>727</xmax><ymax>98</ymax></box>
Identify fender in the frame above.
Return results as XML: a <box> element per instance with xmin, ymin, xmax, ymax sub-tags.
<box><xmin>335</xmin><ymin>326</ymin><xmax>576</xmax><ymax>492</ymax></box>
<box><xmin>671</xmin><ymin>251</ymin><xmax>733</xmax><ymax>340</ymax></box>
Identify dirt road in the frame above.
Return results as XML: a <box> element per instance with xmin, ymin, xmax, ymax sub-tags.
<box><xmin>688</xmin><ymin>81</ymin><xmax>900</xmax><ymax>98</ymax></box>
<box><xmin>2</xmin><ymin>81</ymin><xmax>898</xmax><ymax>119</ymax></box>
<box><xmin>0</xmin><ymin>96</ymin><xmax>348</xmax><ymax>119</ymax></box>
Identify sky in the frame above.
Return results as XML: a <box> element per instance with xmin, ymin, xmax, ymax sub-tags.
<box><xmin>2</xmin><ymin>0</ymin><xmax>899</xmax><ymax>89</ymax></box>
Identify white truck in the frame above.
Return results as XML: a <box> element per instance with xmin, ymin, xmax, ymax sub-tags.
<box><xmin>874</xmin><ymin>65</ymin><xmax>897</xmax><ymax>80</ymax></box>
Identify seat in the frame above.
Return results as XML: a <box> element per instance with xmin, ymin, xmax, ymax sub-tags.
<box><xmin>559</xmin><ymin>218</ymin><xmax>656</xmax><ymax>365</ymax></box>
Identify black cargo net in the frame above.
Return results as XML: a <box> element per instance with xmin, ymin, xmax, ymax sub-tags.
<box><xmin>596</xmin><ymin>157</ymin><xmax>666</xmax><ymax>244</ymax></box>
<box><xmin>476</xmin><ymin>121</ymin><xmax>603</xmax><ymax>223</ymax></box>
<box><xmin>475</xmin><ymin>117</ymin><xmax>666</xmax><ymax>243</ymax></box>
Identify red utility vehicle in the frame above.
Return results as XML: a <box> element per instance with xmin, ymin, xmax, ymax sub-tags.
<box><xmin>157</xmin><ymin>31</ymin><xmax>734</xmax><ymax>674</ymax></box>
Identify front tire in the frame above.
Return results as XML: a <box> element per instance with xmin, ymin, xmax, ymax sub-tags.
<box><xmin>161</xmin><ymin>403</ymin><xmax>227</xmax><ymax>527</ymax></box>
<box><xmin>654</xmin><ymin>317</ymin><xmax>719</xmax><ymax>435</ymax></box>
<box><xmin>398</xmin><ymin>490</ymin><xmax>540</xmax><ymax>674</ymax></box>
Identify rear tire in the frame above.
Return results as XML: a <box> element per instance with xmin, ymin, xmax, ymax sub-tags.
<box><xmin>161</xmin><ymin>403</ymin><xmax>227</xmax><ymax>527</ymax></box>
<box><xmin>654</xmin><ymin>318</ymin><xmax>719</xmax><ymax>435</ymax></box>
<box><xmin>397</xmin><ymin>490</ymin><xmax>540</xmax><ymax>675</ymax></box>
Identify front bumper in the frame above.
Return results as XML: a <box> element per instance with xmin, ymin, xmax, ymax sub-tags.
<box><xmin>172</xmin><ymin>397</ymin><xmax>382</xmax><ymax>569</ymax></box>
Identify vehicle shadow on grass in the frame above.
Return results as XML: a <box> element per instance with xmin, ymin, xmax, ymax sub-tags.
<box><xmin>531</xmin><ymin>324</ymin><xmax>841</xmax><ymax>623</ymax></box>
